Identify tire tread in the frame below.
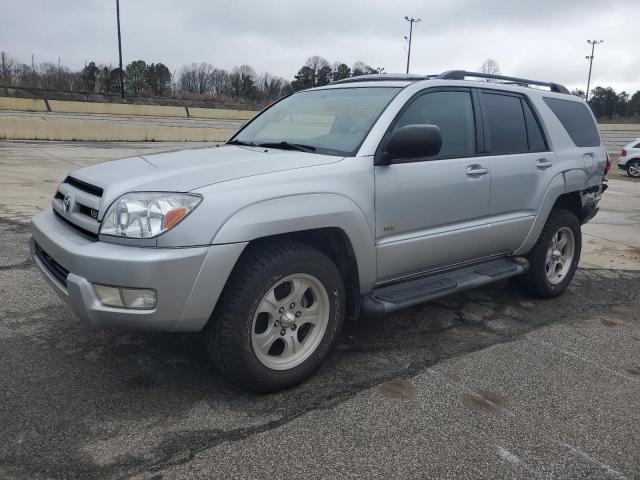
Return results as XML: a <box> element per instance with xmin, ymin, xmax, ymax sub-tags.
<box><xmin>521</xmin><ymin>208</ymin><xmax>581</xmax><ymax>298</ymax></box>
<box><xmin>205</xmin><ymin>239</ymin><xmax>343</xmax><ymax>392</ymax></box>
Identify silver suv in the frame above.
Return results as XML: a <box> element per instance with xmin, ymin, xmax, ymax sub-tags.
<box><xmin>30</xmin><ymin>71</ymin><xmax>608</xmax><ymax>391</ymax></box>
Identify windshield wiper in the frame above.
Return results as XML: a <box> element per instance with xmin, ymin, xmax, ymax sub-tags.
<box><xmin>257</xmin><ymin>141</ymin><xmax>317</xmax><ymax>153</ymax></box>
<box><xmin>227</xmin><ymin>139</ymin><xmax>258</xmax><ymax>147</ymax></box>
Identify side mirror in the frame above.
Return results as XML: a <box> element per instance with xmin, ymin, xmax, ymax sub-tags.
<box><xmin>384</xmin><ymin>124</ymin><xmax>442</xmax><ymax>163</ymax></box>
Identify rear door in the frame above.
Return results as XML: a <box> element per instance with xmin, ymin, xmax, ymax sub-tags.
<box><xmin>478</xmin><ymin>90</ymin><xmax>555</xmax><ymax>253</ymax></box>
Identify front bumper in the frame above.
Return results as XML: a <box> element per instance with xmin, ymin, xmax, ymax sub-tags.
<box><xmin>30</xmin><ymin>209</ymin><xmax>247</xmax><ymax>331</ymax></box>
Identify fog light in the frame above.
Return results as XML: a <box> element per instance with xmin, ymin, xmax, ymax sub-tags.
<box><xmin>93</xmin><ymin>284</ymin><xmax>156</xmax><ymax>310</ymax></box>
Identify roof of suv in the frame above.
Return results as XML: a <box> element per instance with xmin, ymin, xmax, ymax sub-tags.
<box><xmin>323</xmin><ymin>70</ymin><xmax>570</xmax><ymax>95</ymax></box>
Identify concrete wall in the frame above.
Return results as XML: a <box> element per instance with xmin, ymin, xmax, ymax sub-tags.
<box><xmin>188</xmin><ymin>107</ymin><xmax>258</xmax><ymax>120</ymax></box>
<box><xmin>0</xmin><ymin>97</ymin><xmax>47</xmax><ymax>112</ymax></box>
<box><xmin>0</xmin><ymin>85</ymin><xmax>263</xmax><ymax>110</ymax></box>
<box><xmin>0</xmin><ymin>96</ymin><xmax>257</xmax><ymax>141</ymax></box>
<box><xmin>0</xmin><ymin>114</ymin><xmax>236</xmax><ymax>142</ymax></box>
<box><xmin>0</xmin><ymin>96</ymin><xmax>258</xmax><ymax>120</ymax></box>
<box><xmin>48</xmin><ymin>100</ymin><xmax>188</xmax><ymax>118</ymax></box>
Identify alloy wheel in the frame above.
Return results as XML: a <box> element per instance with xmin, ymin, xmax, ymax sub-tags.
<box><xmin>545</xmin><ymin>226</ymin><xmax>575</xmax><ymax>284</ymax></box>
<box><xmin>251</xmin><ymin>273</ymin><xmax>330</xmax><ymax>370</ymax></box>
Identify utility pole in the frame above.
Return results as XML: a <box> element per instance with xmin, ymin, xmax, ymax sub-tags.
<box><xmin>404</xmin><ymin>16</ymin><xmax>421</xmax><ymax>74</ymax></box>
<box><xmin>116</xmin><ymin>0</ymin><xmax>125</xmax><ymax>99</ymax></box>
<box><xmin>585</xmin><ymin>40</ymin><xmax>603</xmax><ymax>102</ymax></box>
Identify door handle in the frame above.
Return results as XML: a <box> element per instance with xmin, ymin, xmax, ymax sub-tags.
<box><xmin>536</xmin><ymin>158</ymin><xmax>553</xmax><ymax>169</ymax></box>
<box><xmin>466</xmin><ymin>165</ymin><xmax>488</xmax><ymax>176</ymax></box>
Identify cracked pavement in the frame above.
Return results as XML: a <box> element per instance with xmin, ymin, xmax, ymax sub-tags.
<box><xmin>0</xmin><ymin>141</ymin><xmax>639</xmax><ymax>479</ymax></box>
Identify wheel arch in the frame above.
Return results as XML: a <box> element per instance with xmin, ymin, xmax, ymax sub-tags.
<box><xmin>552</xmin><ymin>191</ymin><xmax>588</xmax><ymax>224</ymax></box>
<box><xmin>244</xmin><ymin>228</ymin><xmax>362</xmax><ymax>320</ymax></box>
<box><xmin>514</xmin><ymin>171</ymin><xmax>592</xmax><ymax>255</ymax></box>
<box><xmin>210</xmin><ymin>193</ymin><xmax>377</xmax><ymax>317</ymax></box>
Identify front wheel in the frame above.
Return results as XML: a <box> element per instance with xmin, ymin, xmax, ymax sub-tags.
<box><xmin>520</xmin><ymin>209</ymin><xmax>581</xmax><ymax>298</ymax></box>
<box><xmin>626</xmin><ymin>159</ymin><xmax>640</xmax><ymax>178</ymax></box>
<box><xmin>205</xmin><ymin>240</ymin><xmax>345</xmax><ymax>392</ymax></box>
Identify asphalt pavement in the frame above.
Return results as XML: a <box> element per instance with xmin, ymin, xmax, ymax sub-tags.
<box><xmin>0</xmin><ymin>140</ymin><xmax>639</xmax><ymax>479</ymax></box>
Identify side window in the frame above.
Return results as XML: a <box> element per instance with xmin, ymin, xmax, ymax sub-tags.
<box><xmin>394</xmin><ymin>90</ymin><xmax>475</xmax><ymax>157</ymax></box>
<box><xmin>543</xmin><ymin>97</ymin><xmax>600</xmax><ymax>147</ymax></box>
<box><xmin>481</xmin><ymin>92</ymin><xmax>528</xmax><ymax>154</ymax></box>
<box><xmin>522</xmin><ymin>100</ymin><xmax>547</xmax><ymax>151</ymax></box>
<box><xmin>634</xmin><ymin>142</ymin><xmax>640</xmax><ymax>149</ymax></box>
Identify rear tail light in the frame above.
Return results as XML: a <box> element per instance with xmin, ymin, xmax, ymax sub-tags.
<box><xmin>621</xmin><ymin>149</ymin><xmax>627</xmax><ymax>157</ymax></box>
<box><xmin>605</xmin><ymin>152</ymin><xmax>611</xmax><ymax>175</ymax></box>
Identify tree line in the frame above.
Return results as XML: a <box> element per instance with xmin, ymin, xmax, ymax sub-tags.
<box><xmin>0</xmin><ymin>51</ymin><xmax>379</xmax><ymax>105</ymax></box>
<box><xmin>1</xmin><ymin>51</ymin><xmax>638</xmax><ymax>118</ymax></box>
<box><xmin>571</xmin><ymin>87</ymin><xmax>640</xmax><ymax>120</ymax></box>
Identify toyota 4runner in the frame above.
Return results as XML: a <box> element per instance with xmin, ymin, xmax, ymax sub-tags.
<box><xmin>30</xmin><ymin>70</ymin><xmax>608</xmax><ymax>392</ymax></box>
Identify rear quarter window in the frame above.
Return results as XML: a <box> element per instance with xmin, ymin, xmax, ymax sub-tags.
<box><xmin>543</xmin><ymin>97</ymin><xmax>600</xmax><ymax>147</ymax></box>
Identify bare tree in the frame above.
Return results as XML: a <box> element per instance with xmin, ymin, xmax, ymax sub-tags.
<box><xmin>480</xmin><ymin>58</ymin><xmax>501</xmax><ymax>77</ymax></box>
<box><xmin>179</xmin><ymin>63</ymin><xmax>214</xmax><ymax>94</ymax></box>
<box><xmin>229</xmin><ymin>65</ymin><xmax>257</xmax><ymax>100</ymax></box>
<box><xmin>258</xmin><ymin>72</ymin><xmax>287</xmax><ymax>102</ymax></box>
<box><xmin>37</xmin><ymin>62</ymin><xmax>78</xmax><ymax>91</ymax></box>
<box><xmin>12</xmin><ymin>63</ymin><xmax>34</xmax><ymax>87</ymax></box>
<box><xmin>0</xmin><ymin>51</ymin><xmax>15</xmax><ymax>85</ymax></box>
<box><xmin>304</xmin><ymin>56</ymin><xmax>330</xmax><ymax>86</ymax></box>
<box><xmin>352</xmin><ymin>61</ymin><xmax>375</xmax><ymax>77</ymax></box>
<box><xmin>95</xmin><ymin>65</ymin><xmax>113</xmax><ymax>94</ymax></box>
<box><xmin>210</xmin><ymin>68</ymin><xmax>230</xmax><ymax>97</ymax></box>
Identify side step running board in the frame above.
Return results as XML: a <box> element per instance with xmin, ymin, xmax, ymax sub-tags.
<box><xmin>362</xmin><ymin>257</ymin><xmax>529</xmax><ymax>316</ymax></box>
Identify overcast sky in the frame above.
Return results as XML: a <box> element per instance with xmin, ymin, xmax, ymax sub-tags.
<box><xmin>2</xmin><ymin>0</ymin><xmax>638</xmax><ymax>93</ymax></box>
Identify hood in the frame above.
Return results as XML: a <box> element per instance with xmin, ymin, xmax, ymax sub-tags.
<box><xmin>70</xmin><ymin>145</ymin><xmax>343</xmax><ymax>209</ymax></box>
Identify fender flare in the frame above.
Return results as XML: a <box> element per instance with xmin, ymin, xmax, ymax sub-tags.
<box><xmin>513</xmin><ymin>172</ymin><xmax>566</xmax><ymax>255</ymax></box>
<box><xmin>211</xmin><ymin>193</ymin><xmax>376</xmax><ymax>292</ymax></box>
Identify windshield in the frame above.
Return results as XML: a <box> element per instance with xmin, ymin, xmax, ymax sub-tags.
<box><xmin>231</xmin><ymin>87</ymin><xmax>401</xmax><ymax>156</ymax></box>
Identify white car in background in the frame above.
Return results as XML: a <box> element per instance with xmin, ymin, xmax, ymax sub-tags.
<box><xmin>618</xmin><ymin>139</ymin><xmax>640</xmax><ymax>178</ymax></box>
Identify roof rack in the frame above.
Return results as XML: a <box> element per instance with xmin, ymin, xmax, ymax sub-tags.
<box><xmin>331</xmin><ymin>73</ymin><xmax>438</xmax><ymax>84</ymax></box>
<box><xmin>330</xmin><ymin>70</ymin><xmax>570</xmax><ymax>94</ymax></box>
<box><xmin>437</xmin><ymin>70</ymin><xmax>570</xmax><ymax>94</ymax></box>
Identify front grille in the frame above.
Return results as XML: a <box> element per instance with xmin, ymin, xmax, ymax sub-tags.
<box><xmin>78</xmin><ymin>204</ymin><xmax>98</xmax><ymax>219</ymax></box>
<box><xmin>34</xmin><ymin>242</ymin><xmax>69</xmax><ymax>287</ymax></box>
<box><xmin>64</xmin><ymin>176</ymin><xmax>104</xmax><ymax>197</ymax></box>
<box><xmin>54</xmin><ymin>211</ymin><xmax>99</xmax><ymax>241</ymax></box>
<box><xmin>53</xmin><ymin>177</ymin><xmax>103</xmax><ymax>239</ymax></box>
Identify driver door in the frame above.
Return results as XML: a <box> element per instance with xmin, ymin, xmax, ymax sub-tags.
<box><xmin>374</xmin><ymin>88</ymin><xmax>492</xmax><ymax>282</ymax></box>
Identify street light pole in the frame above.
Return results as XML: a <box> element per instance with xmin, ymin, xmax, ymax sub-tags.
<box><xmin>404</xmin><ymin>16</ymin><xmax>421</xmax><ymax>74</ymax></box>
<box><xmin>585</xmin><ymin>40</ymin><xmax>603</xmax><ymax>102</ymax></box>
<box><xmin>116</xmin><ymin>0</ymin><xmax>125</xmax><ymax>99</ymax></box>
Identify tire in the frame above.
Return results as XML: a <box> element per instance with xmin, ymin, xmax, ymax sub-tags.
<box><xmin>205</xmin><ymin>239</ymin><xmax>345</xmax><ymax>393</ymax></box>
<box><xmin>626</xmin><ymin>159</ymin><xmax>640</xmax><ymax>178</ymax></box>
<box><xmin>520</xmin><ymin>209</ymin><xmax>581</xmax><ymax>298</ymax></box>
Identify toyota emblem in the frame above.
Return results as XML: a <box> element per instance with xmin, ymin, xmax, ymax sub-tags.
<box><xmin>63</xmin><ymin>195</ymin><xmax>72</xmax><ymax>214</ymax></box>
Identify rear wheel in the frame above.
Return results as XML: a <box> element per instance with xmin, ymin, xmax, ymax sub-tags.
<box><xmin>626</xmin><ymin>159</ymin><xmax>640</xmax><ymax>178</ymax></box>
<box><xmin>206</xmin><ymin>240</ymin><xmax>345</xmax><ymax>392</ymax></box>
<box><xmin>520</xmin><ymin>209</ymin><xmax>581</xmax><ymax>298</ymax></box>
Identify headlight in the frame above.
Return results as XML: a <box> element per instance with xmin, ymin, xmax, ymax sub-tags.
<box><xmin>100</xmin><ymin>192</ymin><xmax>201</xmax><ymax>238</ymax></box>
